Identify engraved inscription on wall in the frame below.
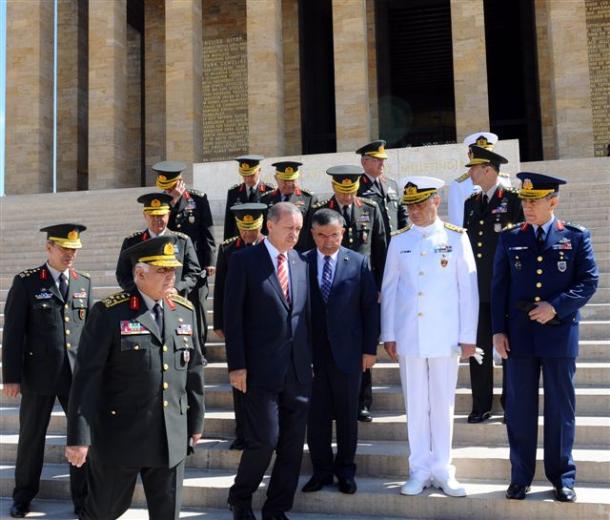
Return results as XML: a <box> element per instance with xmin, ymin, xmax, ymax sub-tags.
<box><xmin>586</xmin><ymin>0</ymin><xmax>610</xmax><ymax>157</ymax></box>
<box><xmin>202</xmin><ymin>35</ymin><xmax>248</xmax><ymax>161</ymax></box>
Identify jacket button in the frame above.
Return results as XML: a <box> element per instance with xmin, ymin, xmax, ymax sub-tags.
<box><xmin>477</xmin><ymin>242</ymin><xmax>483</xmax><ymax>247</ymax></box>
<box><xmin>163</xmin><ymin>345</ymin><xmax>168</xmax><ymax>352</ymax></box>
<box><xmin>111</xmin><ymin>410</ymin><xmax>117</xmax><ymax>415</ymax></box>
<box><xmin>478</xmin><ymin>231</ymin><xmax>483</xmax><ymax>236</ymax></box>
<box><xmin>64</xmin><ymin>304</ymin><xmax>69</xmax><ymax>310</ymax></box>
<box><xmin>479</xmin><ymin>220</ymin><xmax>484</xmax><ymax>225</ymax></box>
<box><xmin>163</xmin><ymin>363</ymin><xmax>169</xmax><ymax>371</ymax></box>
<box><xmin>163</xmin><ymin>382</ymin><xmax>169</xmax><ymax>390</ymax></box>
<box><xmin>418</xmin><ymin>292</ymin><xmax>423</xmax><ymax>297</ymax></box>
<box><xmin>64</xmin><ymin>316</ymin><xmax>70</xmax><ymax>322</ymax></box>
<box><xmin>417</xmin><ymin>312</ymin><xmax>423</xmax><ymax>317</ymax></box>
<box><xmin>163</xmin><ymin>400</ymin><xmax>169</xmax><ymax>407</ymax></box>
<box><xmin>536</xmin><ymin>269</ymin><xmax>543</xmax><ymax>275</ymax></box>
<box><xmin>420</xmin><ymin>251</ymin><xmax>426</xmax><ymax>256</ymax></box>
<box><xmin>537</xmin><ymin>256</ymin><xmax>543</xmax><ymax>262</ymax></box>
<box><xmin>536</xmin><ymin>282</ymin><xmax>542</xmax><ymax>288</ymax></box>
<box><xmin>477</xmin><ymin>253</ymin><xmax>482</xmax><ymax>258</ymax></box>
<box><xmin>66</xmin><ymin>343</ymin><xmax>71</xmax><ymax>349</ymax></box>
<box><xmin>65</xmin><ymin>329</ymin><xmax>71</xmax><ymax>335</ymax></box>
<box><xmin>534</xmin><ymin>296</ymin><xmax>541</xmax><ymax>302</ymax></box>
<box><xmin>419</xmin><ymin>271</ymin><xmax>424</xmax><ymax>276</ymax></box>
<box><xmin>134</xmin><ymin>345</ymin><xmax>140</xmax><ymax>350</ymax></box>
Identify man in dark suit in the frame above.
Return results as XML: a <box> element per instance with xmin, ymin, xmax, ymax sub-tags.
<box><xmin>261</xmin><ymin>161</ymin><xmax>317</xmax><ymax>253</ymax></box>
<box><xmin>302</xmin><ymin>209</ymin><xmax>379</xmax><ymax>495</ymax></box>
<box><xmin>309</xmin><ymin>165</ymin><xmax>387</xmax><ymax>423</ymax></box>
<box><xmin>462</xmin><ymin>146</ymin><xmax>523</xmax><ymax>423</ymax></box>
<box><xmin>115</xmin><ymin>193</ymin><xmax>202</xmax><ymax>296</ymax></box>
<box><xmin>214</xmin><ymin>203</ymin><xmax>267</xmax><ymax>451</ymax></box>
<box><xmin>65</xmin><ymin>236</ymin><xmax>205</xmax><ymax>519</ymax></box>
<box><xmin>492</xmin><ymin>173</ymin><xmax>598</xmax><ymax>503</ymax></box>
<box><xmin>2</xmin><ymin>224</ymin><xmax>90</xmax><ymax>518</ymax></box>
<box><xmin>154</xmin><ymin>160</ymin><xmax>216</xmax><ymax>349</ymax></box>
<box><xmin>223</xmin><ymin>155</ymin><xmax>274</xmax><ymax>240</ymax></box>
<box><xmin>224</xmin><ymin>202</ymin><xmax>312</xmax><ymax>520</ymax></box>
<box><xmin>356</xmin><ymin>139</ymin><xmax>408</xmax><ymax>239</ymax></box>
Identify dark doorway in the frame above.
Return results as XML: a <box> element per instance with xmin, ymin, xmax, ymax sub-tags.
<box><xmin>376</xmin><ymin>0</ymin><xmax>456</xmax><ymax>148</ymax></box>
<box><xmin>298</xmin><ymin>0</ymin><xmax>336</xmax><ymax>154</ymax></box>
<box><xmin>483</xmin><ymin>0</ymin><xmax>542</xmax><ymax>161</ymax></box>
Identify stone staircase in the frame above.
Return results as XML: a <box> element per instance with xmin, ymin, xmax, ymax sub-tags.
<box><xmin>0</xmin><ymin>179</ymin><xmax>609</xmax><ymax>519</ymax></box>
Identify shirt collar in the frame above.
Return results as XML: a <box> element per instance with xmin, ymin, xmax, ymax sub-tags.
<box><xmin>317</xmin><ymin>249</ymin><xmax>339</xmax><ymax>263</ymax></box>
<box><xmin>535</xmin><ymin>215</ymin><xmax>555</xmax><ymax>235</ymax></box>
<box><xmin>264</xmin><ymin>238</ymin><xmax>287</xmax><ymax>260</ymax></box>
<box><xmin>147</xmin><ymin>227</ymin><xmax>167</xmax><ymax>239</ymax></box>
<box><xmin>485</xmin><ymin>183</ymin><xmax>500</xmax><ymax>200</ymax></box>
<box><xmin>139</xmin><ymin>291</ymin><xmax>162</xmax><ymax>312</ymax></box>
<box><xmin>45</xmin><ymin>263</ymin><xmax>69</xmax><ymax>283</ymax></box>
<box><xmin>413</xmin><ymin>217</ymin><xmax>443</xmax><ymax>235</ymax></box>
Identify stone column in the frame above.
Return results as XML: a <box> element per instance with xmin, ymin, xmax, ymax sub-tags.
<box><xmin>450</xmin><ymin>0</ymin><xmax>490</xmax><ymax>142</ymax></box>
<box><xmin>247</xmin><ymin>0</ymin><xmax>284</xmax><ymax>156</ymax></box>
<box><xmin>535</xmin><ymin>0</ymin><xmax>594</xmax><ymax>159</ymax></box>
<box><xmin>88</xmin><ymin>0</ymin><xmax>128</xmax><ymax>189</ymax></box>
<box><xmin>332</xmin><ymin>0</ymin><xmax>371</xmax><ymax>152</ymax></box>
<box><xmin>282</xmin><ymin>0</ymin><xmax>302</xmax><ymax>156</ymax></box>
<box><xmin>4</xmin><ymin>1</ymin><xmax>53</xmax><ymax>194</ymax></box>
<box><xmin>165</xmin><ymin>0</ymin><xmax>203</xmax><ymax>183</ymax></box>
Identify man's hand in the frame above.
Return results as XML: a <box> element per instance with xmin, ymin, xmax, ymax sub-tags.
<box><xmin>493</xmin><ymin>333</ymin><xmax>510</xmax><ymax>360</ymax></box>
<box><xmin>460</xmin><ymin>343</ymin><xmax>477</xmax><ymax>359</ymax></box>
<box><xmin>229</xmin><ymin>369</ymin><xmax>247</xmax><ymax>393</ymax></box>
<box><xmin>384</xmin><ymin>341</ymin><xmax>398</xmax><ymax>362</ymax></box>
<box><xmin>3</xmin><ymin>383</ymin><xmax>20</xmax><ymax>398</ymax></box>
<box><xmin>206</xmin><ymin>266</ymin><xmax>216</xmax><ymax>277</ymax></box>
<box><xmin>214</xmin><ymin>329</ymin><xmax>225</xmax><ymax>339</ymax></box>
<box><xmin>167</xmin><ymin>179</ymin><xmax>187</xmax><ymax>204</ymax></box>
<box><xmin>528</xmin><ymin>301</ymin><xmax>557</xmax><ymax>324</ymax></box>
<box><xmin>65</xmin><ymin>446</ymin><xmax>89</xmax><ymax>468</ymax></box>
<box><xmin>191</xmin><ymin>433</ymin><xmax>202</xmax><ymax>446</ymax></box>
<box><xmin>362</xmin><ymin>354</ymin><xmax>377</xmax><ymax>372</ymax></box>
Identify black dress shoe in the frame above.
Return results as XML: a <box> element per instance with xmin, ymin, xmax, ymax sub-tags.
<box><xmin>262</xmin><ymin>513</ymin><xmax>289</xmax><ymax>520</ymax></box>
<box><xmin>229</xmin><ymin>503</ymin><xmax>256</xmax><ymax>520</ymax></box>
<box><xmin>301</xmin><ymin>474</ymin><xmax>333</xmax><ymax>492</ymax></box>
<box><xmin>554</xmin><ymin>486</ymin><xmax>577</xmax><ymax>502</ymax></box>
<box><xmin>358</xmin><ymin>407</ymin><xmax>373</xmax><ymax>422</ymax></box>
<box><xmin>337</xmin><ymin>476</ymin><xmax>357</xmax><ymax>494</ymax></box>
<box><xmin>230</xmin><ymin>438</ymin><xmax>246</xmax><ymax>450</ymax></box>
<box><xmin>10</xmin><ymin>501</ymin><xmax>29</xmax><ymax>518</ymax></box>
<box><xmin>505</xmin><ymin>483</ymin><xmax>530</xmax><ymax>500</ymax></box>
<box><xmin>467</xmin><ymin>411</ymin><xmax>492</xmax><ymax>423</ymax></box>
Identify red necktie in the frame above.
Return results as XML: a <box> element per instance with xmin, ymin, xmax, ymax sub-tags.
<box><xmin>277</xmin><ymin>253</ymin><xmax>290</xmax><ymax>304</ymax></box>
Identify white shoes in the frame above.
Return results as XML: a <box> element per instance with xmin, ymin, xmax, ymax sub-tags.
<box><xmin>431</xmin><ymin>477</ymin><xmax>467</xmax><ymax>497</ymax></box>
<box><xmin>400</xmin><ymin>477</ymin><xmax>431</xmax><ymax>496</ymax></box>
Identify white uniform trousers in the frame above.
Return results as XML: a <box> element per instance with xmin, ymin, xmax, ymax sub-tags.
<box><xmin>399</xmin><ymin>355</ymin><xmax>459</xmax><ymax>482</ymax></box>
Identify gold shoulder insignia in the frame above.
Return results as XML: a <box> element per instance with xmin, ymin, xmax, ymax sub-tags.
<box><xmin>18</xmin><ymin>267</ymin><xmax>40</xmax><ymax>278</ymax></box>
<box><xmin>76</xmin><ymin>271</ymin><xmax>91</xmax><ymax>279</ymax></box>
<box><xmin>444</xmin><ymin>222</ymin><xmax>465</xmax><ymax>233</ymax></box>
<box><xmin>312</xmin><ymin>198</ymin><xmax>330</xmax><ymax>209</ymax></box>
<box><xmin>501</xmin><ymin>223</ymin><xmax>515</xmax><ymax>232</ymax></box>
<box><xmin>230</xmin><ymin>184</ymin><xmax>240</xmax><ymax>189</ymax></box>
<box><xmin>454</xmin><ymin>172</ymin><xmax>470</xmax><ymax>183</ymax></box>
<box><xmin>360</xmin><ymin>198</ymin><xmax>378</xmax><ymax>206</ymax></box>
<box><xmin>189</xmin><ymin>188</ymin><xmax>204</xmax><ymax>197</ymax></box>
<box><xmin>102</xmin><ymin>292</ymin><xmax>130</xmax><ymax>308</ymax></box>
<box><xmin>391</xmin><ymin>224</ymin><xmax>412</xmax><ymax>236</ymax></box>
<box><xmin>300</xmin><ymin>188</ymin><xmax>314</xmax><ymax>196</ymax></box>
<box><xmin>127</xmin><ymin>230</ymin><xmax>145</xmax><ymax>239</ymax></box>
<box><xmin>564</xmin><ymin>222</ymin><xmax>586</xmax><ymax>232</ymax></box>
<box><xmin>171</xmin><ymin>230</ymin><xmax>189</xmax><ymax>239</ymax></box>
<box><xmin>170</xmin><ymin>294</ymin><xmax>194</xmax><ymax>310</ymax></box>
<box><xmin>223</xmin><ymin>236</ymin><xmax>239</xmax><ymax>245</ymax></box>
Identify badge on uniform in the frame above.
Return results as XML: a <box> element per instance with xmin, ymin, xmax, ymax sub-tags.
<box><xmin>440</xmin><ymin>254</ymin><xmax>448</xmax><ymax>268</ymax></box>
<box><xmin>34</xmin><ymin>291</ymin><xmax>53</xmax><ymax>300</ymax></box>
<box><xmin>188</xmin><ymin>214</ymin><xmax>195</xmax><ymax>224</ymax></box>
<box><xmin>79</xmin><ymin>309</ymin><xmax>86</xmax><ymax>320</ymax></box>
<box><xmin>182</xmin><ymin>350</ymin><xmax>191</xmax><ymax>363</ymax></box>
<box><xmin>186</xmin><ymin>199</ymin><xmax>197</xmax><ymax>210</ymax></box>
<box><xmin>514</xmin><ymin>255</ymin><xmax>522</xmax><ymax>271</ymax></box>
<box><xmin>360</xmin><ymin>229</ymin><xmax>369</xmax><ymax>242</ymax></box>
<box><xmin>434</xmin><ymin>244</ymin><xmax>452</xmax><ymax>253</ymax></box>
<box><xmin>494</xmin><ymin>223</ymin><xmax>503</xmax><ymax>233</ymax></box>
<box><xmin>120</xmin><ymin>320</ymin><xmax>151</xmax><ymax>335</ymax></box>
<box><xmin>176</xmin><ymin>323</ymin><xmax>193</xmax><ymax>335</ymax></box>
<box><xmin>294</xmin><ymin>200</ymin><xmax>305</xmax><ymax>207</ymax></box>
<box><xmin>358</xmin><ymin>214</ymin><xmax>370</xmax><ymax>222</ymax></box>
<box><xmin>557</xmin><ymin>260</ymin><xmax>567</xmax><ymax>272</ymax></box>
<box><xmin>73</xmin><ymin>291</ymin><xmax>87</xmax><ymax>299</ymax></box>
<box><xmin>553</xmin><ymin>238</ymin><xmax>572</xmax><ymax>250</ymax></box>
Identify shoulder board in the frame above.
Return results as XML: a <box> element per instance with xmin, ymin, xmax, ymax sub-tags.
<box><xmin>312</xmin><ymin>198</ymin><xmax>330</xmax><ymax>209</ymax></box>
<box><xmin>75</xmin><ymin>270</ymin><xmax>91</xmax><ymax>279</ymax></box>
<box><xmin>502</xmin><ymin>221</ymin><xmax>523</xmax><ymax>233</ymax></box>
<box><xmin>126</xmin><ymin>230</ymin><xmax>145</xmax><ymax>239</ymax></box>
<box><xmin>391</xmin><ymin>224</ymin><xmax>412</xmax><ymax>236</ymax></box>
<box><xmin>563</xmin><ymin>221</ymin><xmax>587</xmax><ymax>232</ymax></box>
<box><xmin>18</xmin><ymin>266</ymin><xmax>43</xmax><ymax>279</ymax></box>
<box><xmin>170</xmin><ymin>230</ymin><xmax>189</xmax><ymax>239</ymax></box>
<box><xmin>229</xmin><ymin>183</ymin><xmax>240</xmax><ymax>190</ymax></box>
<box><xmin>102</xmin><ymin>292</ymin><xmax>130</xmax><ymax>308</ymax></box>
<box><xmin>300</xmin><ymin>188</ymin><xmax>314</xmax><ymax>196</ymax></box>
<box><xmin>170</xmin><ymin>294</ymin><xmax>194</xmax><ymax>310</ymax></box>
<box><xmin>260</xmin><ymin>190</ymin><xmax>275</xmax><ymax>200</ymax></box>
<box><xmin>454</xmin><ymin>172</ymin><xmax>470</xmax><ymax>183</ymax></box>
<box><xmin>467</xmin><ymin>191</ymin><xmax>479</xmax><ymax>200</ymax></box>
<box><xmin>188</xmin><ymin>188</ymin><xmax>204</xmax><ymax>197</ymax></box>
<box><xmin>360</xmin><ymin>197</ymin><xmax>378</xmax><ymax>207</ymax></box>
<box><xmin>223</xmin><ymin>236</ymin><xmax>239</xmax><ymax>245</ymax></box>
<box><xmin>444</xmin><ymin>222</ymin><xmax>465</xmax><ymax>233</ymax></box>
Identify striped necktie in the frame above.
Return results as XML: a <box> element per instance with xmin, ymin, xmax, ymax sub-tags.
<box><xmin>277</xmin><ymin>253</ymin><xmax>290</xmax><ymax>304</ymax></box>
<box><xmin>320</xmin><ymin>255</ymin><xmax>332</xmax><ymax>302</ymax></box>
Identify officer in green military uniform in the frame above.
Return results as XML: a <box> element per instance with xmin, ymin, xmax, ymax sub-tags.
<box><xmin>356</xmin><ymin>139</ymin><xmax>408</xmax><ymax>239</ymax></box>
<box><xmin>463</xmin><ymin>146</ymin><xmax>523</xmax><ymax>423</ymax></box>
<box><xmin>261</xmin><ymin>161</ymin><xmax>318</xmax><ymax>252</ymax></box>
<box><xmin>309</xmin><ymin>165</ymin><xmax>387</xmax><ymax>422</ymax></box>
<box><xmin>223</xmin><ymin>155</ymin><xmax>274</xmax><ymax>240</ymax></box>
<box><xmin>115</xmin><ymin>193</ymin><xmax>202</xmax><ymax>297</ymax></box>
<box><xmin>214</xmin><ymin>203</ymin><xmax>267</xmax><ymax>451</ymax></box>
<box><xmin>65</xmin><ymin>235</ymin><xmax>205</xmax><ymax>520</ymax></box>
<box><xmin>2</xmin><ymin>224</ymin><xmax>90</xmax><ymax>518</ymax></box>
<box><xmin>154</xmin><ymin>160</ymin><xmax>216</xmax><ymax>349</ymax></box>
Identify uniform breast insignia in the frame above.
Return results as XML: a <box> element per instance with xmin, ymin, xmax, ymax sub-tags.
<box><xmin>176</xmin><ymin>323</ymin><xmax>193</xmax><ymax>335</ymax></box>
<box><xmin>120</xmin><ymin>320</ymin><xmax>151</xmax><ymax>335</ymax></box>
<box><xmin>170</xmin><ymin>294</ymin><xmax>194</xmax><ymax>310</ymax></box>
<box><xmin>440</xmin><ymin>255</ymin><xmax>449</xmax><ymax>268</ymax></box>
<box><xmin>552</xmin><ymin>238</ymin><xmax>572</xmax><ymax>250</ymax></box>
<box><xmin>72</xmin><ymin>290</ymin><xmax>88</xmax><ymax>299</ymax></box>
<box><xmin>454</xmin><ymin>172</ymin><xmax>470</xmax><ymax>183</ymax></box>
<box><xmin>444</xmin><ymin>222</ymin><xmax>465</xmax><ymax>233</ymax></box>
<box><xmin>34</xmin><ymin>290</ymin><xmax>53</xmax><ymax>300</ymax></box>
<box><xmin>391</xmin><ymin>224</ymin><xmax>412</xmax><ymax>236</ymax></box>
<box><xmin>434</xmin><ymin>244</ymin><xmax>453</xmax><ymax>253</ymax></box>
<box><xmin>102</xmin><ymin>292</ymin><xmax>130</xmax><ymax>308</ymax></box>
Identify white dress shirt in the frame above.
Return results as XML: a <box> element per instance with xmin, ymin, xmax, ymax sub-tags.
<box><xmin>46</xmin><ymin>263</ymin><xmax>70</xmax><ymax>292</ymax></box>
<box><xmin>316</xmin><ymin>249</ymin><xmax>338</xmax><ymax>288</ymax></box>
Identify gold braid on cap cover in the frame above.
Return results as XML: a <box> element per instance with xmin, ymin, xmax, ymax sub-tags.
<box><xmin>48</xmin><ymin>232</ymin><xmax>82</xmax><ymax>249</ymax></box>
<box><xmin>276</xmin><ymin>166</ymin><xmax>300</xmax><ymax>181</ymax></box>
<box><xmin>235</xmin><ymin>214</ymin><xmax>264</xmax><ymax>231</ymax></box>
<box><xmin>332</xmin><ymin>178</ymin><xmax>360</xmax><ymax>194</ymax></box>
<box><xmin>156</xmin><ymin>173</ymin><xmax>181</xmax><ymax>190</ymax></box>
<box><xmin>401</xmin><ymin>185</ymin><xmax>437</xmax><ymax>205</ymax></box>
<box><xmin>518</xmin><ymin>178</ymin><xmax>554</xmax><ymax>200</ymax></box>
<box><xmin>239</xmin><ymin>162</ymin><xmax>260</xmax><ymax>176</ymax></box>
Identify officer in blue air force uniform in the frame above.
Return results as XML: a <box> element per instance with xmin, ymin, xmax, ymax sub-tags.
<box><xmin>491</xmin><ymin>173</ymin><xmax>599</xmax><ymax>503</ymax></box>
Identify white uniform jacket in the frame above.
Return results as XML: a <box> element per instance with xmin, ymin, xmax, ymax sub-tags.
<box><xmin>381</xmin><ymin>218</ymin><xmax>479</xmax><ymax>358</ymax></box>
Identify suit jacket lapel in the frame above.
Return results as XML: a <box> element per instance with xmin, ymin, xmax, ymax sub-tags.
<box><xmin>288</xmin><ymin>249</ymin><xmax>299</xmax><ymax>307</ymax></box>
<box><xmin>259</xmin><ymin>243</ymin><xmax>290</xmax><ymax>310</ymax></box>
<box><xmin>543</xmin><ymin>220</ymin><xmax>563</xmax><ymax>252</ymax></box>
<box><xmin>329</xmin><ymin>248</ymin><xmax>347</xmax><ymax>300</ymax></box>
<box><xmin>41</xmin><ymin>265</ymin><xmax>65</xmax><ymax>303</ymax></box>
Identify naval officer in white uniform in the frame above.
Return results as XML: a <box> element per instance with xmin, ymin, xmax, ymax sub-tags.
<box><xmin>381</xmin><ymin>176</ymin><xmax>479</xmax><ymax>497</ymax></box>
<box><xmin>447</xmin><ymin>132</ymin><xmax>511</xmax><ymax>226</ymax></box>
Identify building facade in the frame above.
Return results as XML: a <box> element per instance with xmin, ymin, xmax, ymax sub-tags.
<box><xmin>3</xmin><ymin>0</ymin><xmax>609</xmax><ymax>194</ymax></box>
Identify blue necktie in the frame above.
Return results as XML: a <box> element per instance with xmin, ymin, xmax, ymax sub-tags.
<box><xmin>320</xmin><ymin>255</ymin><xmax>333</xmax><ymax>302</ymax></box>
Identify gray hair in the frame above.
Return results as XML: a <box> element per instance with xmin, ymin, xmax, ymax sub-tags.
<box><xmin>311</xmin><ymin>208</ymin><xmax>345</xmax><ymax>228</ymax></box>
<box><xmin>268</xmin><ymin>202</ymin><xmax>302</xmax><ymax>223</ymax></box>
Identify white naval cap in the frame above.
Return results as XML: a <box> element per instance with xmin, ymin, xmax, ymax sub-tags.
<box><xmin>463</xmin><ymin>132</ymin><xmax>498</xmax><ymax>149</ymax></box>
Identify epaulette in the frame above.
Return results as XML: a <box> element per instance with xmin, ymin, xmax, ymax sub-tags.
<box><xmin>76</xmin><ymin>270</ymin><xmax>91</xmax><ymax>279</ymax></box>
<box><xmin>503</xmin><ymin>221</ymin><xmax>523</xmax><ymax>232</ymax></box>
<box><xmin>360</xmin><ymin>197</ymin><xmax>378</xmax><ymax>207</ymax></box>
<box><xmin>467</xmin><ymin>191</ymin><xmax>479</xmax><ymax>200</ymax></box>
<box><xmin>170</xmin><ymin>230</ymin><xmax>189</xmax><ymax>239</ymax></box>
<box><xmin>312</xmin><ymin>198</ymin><xmax>330</xmax><ymax>209</ymax></box>
<box><xmin>18</xmin><ymin>266</ymin><xmax>42</xmax><ymax>279</ymax></box>
<box><xmin>444</xmin><ymin>222</ymin><xmax>464</xmax><ymax>233</ymax></box>
<box><xmin>102</xmin><ymin>291</ymin><xmax>130</xmax><ymax>308</ymax></box>
<box><xmin>262</xmin><ymin>182</ymin><xmax>276</xmax><ymax>190</ymax></box>
<box><xmin>223</xmin><ymin>236</ymin><xmax>239</xmax><ymax>245</ymax></box>
<box><xmin>454</xmin><ymin>172</ymin><xmax>470</xmax><ymax>183</ymax></box>
<box><xmin>126</xmin><ymin>230</ymin><xmax>145</xmax><ymax>239</ymax></box>
<box><xmin>188</xmin><ymin>188</ymin><xmax>204</xmax><ymax>197</ymax></box>
<box><xmin>300</xmin><ymin>188</ymin><xmax>314</xmax><ymax>196</ymax></box>
<box><xmin>391</xmin><ymin>224</ymin><xmax>412</xmax><ymax>236</ymax></box>
<box><xmin>170</xmin><ymin>294</ymin><xmax>194</xmax><ymax>310</ymax></box>
<box><xmin>564</xmin><ymin>221</ymin><xmax>587</xmax><ymax>232</ymax></box>
<box><xmin>229</xmin><ymin>183</ymin><xmax>241</xmax><ymax>190</ymax></box>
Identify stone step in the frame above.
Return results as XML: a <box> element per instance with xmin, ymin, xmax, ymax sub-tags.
<box><xmin>0</xmin><ymin>434</ymin><xmax>608</xmax><ymax>484</ymax></box>
<box><xmin>202</xmin><ymin>362</ymin><xmax>610</xmax><ymax>388</ymax></box>
<box><xmin>0</xmin><ymin>463</ymin><xmax>607</xmax><ymax>520</ymax></box>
